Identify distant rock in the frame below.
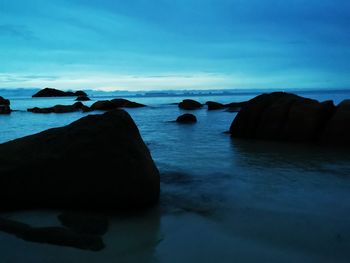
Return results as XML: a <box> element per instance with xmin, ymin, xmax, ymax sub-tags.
<box><xmin>178</xmin><ymin>99</ymin><xmax>202</xmax><ymax>110</ymax></box>
<box><xmin>27</xmin><ymin>102</ymin><xmax>85</xmax><ymax>113</ymax></box>
<box><xmin>176</xmin><ymin>113</ymin><xmax>197</xmax><ymax>124</ymax></box>
<box><xmin>0</xmin><ymin>217</ymin><xmax>104</xmax><ymax>251</ymax></box>
<box><xmin>75</xmin><ymin>95</ymin><xmax>91</xmax><ymax>101</ymax></box>
<box><xmin>90</xmin><ymin>99</ymin><xmax>146</xmax><ymax>111</ymax></box>
<box><xmin>0</xmin><ymin>96</ymin><xmax>11</xmax><ymax>114</ymax></box>
<box><xmin>32</xmin><ymin>88</ymin><xmax>87</xmax><ymax>98</ymax></box>
<box><xmin>230</xmin><ymin>92</ymin><xmax>336</xmax><ymax>143</ymax></box>
<box><xmin>0</xmin><ymin>110</ymin><xmax>160</xmax><ymax>209</ymax></box>
<box><xmin>205</xmin><ymin>101</ymin><xmax>225</xmax><ymax>110</ymax></box>
<box><xmin>110</xmin><ymin>98</ymin><xmax>145</xmax><ymax>108</ymax></box>
<box><xmin>90</xmin><ymin>100</ymin><xmax>116</xmax><ymax>111</ymax></box>
<box><xmin>58</xmin><ymin>212</ymin><xmax>109</xmax><ymax>236</ymax></box>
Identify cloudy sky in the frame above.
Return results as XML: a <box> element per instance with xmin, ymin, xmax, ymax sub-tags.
<box><xmin>0</xmin><ymin>0</ymin><xmax>349</xmax><ymax>90</ymax></box>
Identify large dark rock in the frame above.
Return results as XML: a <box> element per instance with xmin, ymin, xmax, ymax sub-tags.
<box><xmin>58</xmin><ymin>212</ymin><xmax>109</xmax><ymax>236</ymax></box>
<box><xmin>27</xmin><ymin>102</ymin><xmax>85</xmax><ymax>113</ymax></box>
<box><xmin>0</xmin><ymin>217</ymin><xmax>104</xmax><ymax>251</ymax></box>
<box><xmin>178</xmin><ymin>99</ymin><xmax>202</xmax><ymax>110</ymax></box>
<box><xmin>0</xmin><ymin>110</ymin><xmax>160</xmax><ymax>210</ymax></box>
<box><xmin>32</xmin><ymin>88</ymin><xmax>87</xmax><ymax>98</ymax></box>
<box><xmin>205</xmin><ymin>101</ymin><xmax>225</xmax><ymax>110</ymax></box>
<box><xmin>110</xmin><ymin>98</ymin><xmax>145</xmax><ymax>108</ymax></box>
<box><xmin>90</xmin><ymin>99</ymin><xmax>145</xmax><ymax>111</ymax></box>
<box><xmin>225</xmin><ymin>101</ymin><xmax>248</xmax><ymax>112</ymax></box>
<box><xmin>176</xmin><ymin>113</ymin><xmax>197</xmax><ymax>124</ymax></box>
<box><xmin>0</xmin><ymin>96</ymin><xmax>11</xmax><ymax>114</ymax></box>
<box><xmin>230</xmin><ymin>92</ymin><xmax>335</xmax><ymax>142</ymax></box>
<box><xmin>321</xmin><ymin>100</ymin><xmax>350</xmax><ymax>146</ymax></box>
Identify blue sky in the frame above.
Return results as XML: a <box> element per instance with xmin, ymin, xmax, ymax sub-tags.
<box><xmin>0</xmin><ymin>0</ymin><xmax>349</xmax><ymax>90</ymax></box>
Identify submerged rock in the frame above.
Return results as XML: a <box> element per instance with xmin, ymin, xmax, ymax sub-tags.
<box><xmin>225</xmin><ymin>101</ymin><xmax>248</xmax><ymax>112</ymax></box>
<box><xmin>176</xmin><ymin>113</ymin><xmax>197</xmax><ymax>124</ymax></box>
<box><xmin>58</xmin><ymin>212</ymin><xmax>109</xmax><ymax>236</ymax></box>
<box><xmin>32</xmin><ymin>88</ymin><xmax>87</xmax><ymax>98</ymax></box>
<box><xmin>0</xmin><ymin>96</ymin><xmax>11</xmax><ymax>114</ymax></box>
<box><xmin>0</xmin><ymin>217</ymin><xmax>104</xmax><ymax>251</ymax></box>
<box><xmin>230</xmin><ymin>92</ymin><xmax>335</xmax><ymax>142</ymax></box>
<box><xmin>205</xmin><ymin>101</ymin><xmax>225</xmax><ymax>110</ymax></box>
<box><xmin>0</xmin><ymin>110</ymin><xmax>160</xmax><ymax>209</ymax></box>
<box><xmin>27</xmin><ymin>102</ymin><xmax>85</xmax><ymax>113</ymax></box>
<box><xmin>178</xmin><ymin>99</ymin><xmax>202</xmax><ymax>110</ymax></box>
<box><xmin>75</xmin><ymin>95</ymin><xmax>91</xmax><ymax>101</ymax></box>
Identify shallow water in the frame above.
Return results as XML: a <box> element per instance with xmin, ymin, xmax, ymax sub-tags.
<box><xmin>1</xmin><ymin>89</ymin><xmax>350</xmax><ymax>262</ymax></box>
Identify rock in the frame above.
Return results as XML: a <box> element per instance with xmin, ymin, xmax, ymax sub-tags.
<box><xmin>205</xmin><ymin>101</ymin><xmax>225</xmax><ymax>110</ymax></box>
<box><xmin>32</xmin><ymin>88</ymin><xmax>87</xmax><ymax>98</ymax></box>
<box><xmin>178</xmin><ymin>99</ymin><xmax>202</xmax><ymax>110</ymax></box>
<box><xmin>75</xmin><ymin>95</ymin><xmax>91</xmax><ymax>101</ymax></box>
<box><xmin>110</xmin><ymin>98</ymin><xmax>145</xmax><ymax>108</ymax></box>
<box><xmin>75</xmin><ymin>90</ymin><xmax>88</xmax><ymax>97</ymax></box>
<box><xmin>0</xmin><ymin>217</ymin><xmax>104</xmax><ymax>251</ymax></box>
<box><xmin>225</xmin><ymin>101</ymin><xmax>247</xmax><ymax>112</ymax></box>
<box><xmin>91</xmin><ymin>99</ymin><xmax>146</xmax><ymax>111</ymax></box>
<box><xmin>321</xmin><ymin>100</ymin><xmax>350</xmax><ymax>146</ymax></box>
<box><xmin>0</xmin><ymin>96</ymin><xmax>11</xmax><ymax>114</ymax></box>
<box><xmin>27</xmin><ymin>102</ymin><xmax>85</xmax><ymax>114</ymax></box>
<box><xmin>176</xmin><ymin>113</ymin><xmax>197</xmax><ymax>124</ymax></box>
<box><xmin>0</xmin><ymin>110</ymin><xmax>160</xmax><ymax>210</ymax></box>
<box><xmin>58</xmin><ymin>212</ymin><xmax>109</xmax><ymax>236</ymax></box>
<box><xmin>230</xmin><ymin>92</ymin><xmax>335</xmax><ymax>142</ymax></box>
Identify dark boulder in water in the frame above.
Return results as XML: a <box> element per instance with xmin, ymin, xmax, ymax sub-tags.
<box><xmin>58</xmin><ymin>212</ymin><xmax>109</xmax><ymax>236</ymax></box>
<box><xmin>205</xmin><ymin>101</ymin><xmax>225</xmax><ymax>110</ymax></box>
<box><xmin>75</xmin><ymin>95</ymin><xmax>91</xmax><ymax>101</ymax></box>
<box><xmin>27</xmin><ymin>102</ymin><xmax>85</xmax><ymax>113</ymax></box>
<box><xmin>176</xmin><ymin>113</ymin><xmax>197</xmax><ymax>124</ymax></box>
<box><xmin>178</xmin><ymin>99</ymin><xmax>202</xmax><ymax>110</ymax></box>
<box><xmin>90</xmin><ymin>99</ymin><xmax>145</xmax><ymax>111</ymax></box>
<box><xmin>225</xmin><ymin>101</ymin><xmax>248</xmax><ymax>112</ymax></box>
<box><xmin>110</xmin><ymin>98</ymin><xmax>145</xmax><ymax>108</ymax></box>
<box><xmin>230</xmin><ymin>92</ymin><xmax>335</xmax><ymax>142</ymax></box>
<box><xmin>0</xmin><ymin>96</ymin><xmax>11</xmax><ymax>114</ymax></box>
<box><xmin>0</xmin><ymin>217</ymin><xmax>104</xmax><ymax>251</ymax></box>
<box><xmin>321</xmin><ymin>100</ymin><xmax>350</xmax><ymax>146</ymax></box>
<box><xmin>32</xmin><ymin>88</ymin><xmax>87</xmax><ymax>97</ymax></box>
<box><xmin>0</xmin><ymin>110</ymin><xmax>160</xmax><ymax>210</ymax></box>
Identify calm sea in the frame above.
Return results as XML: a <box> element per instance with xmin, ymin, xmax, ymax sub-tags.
<box><xmin>0</xmin><ymin>89</ymin><xmax>350</xmax><ymax>263</ymax></box>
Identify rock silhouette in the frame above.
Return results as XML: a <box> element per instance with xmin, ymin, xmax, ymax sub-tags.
<box><xmin>32</xmin><ymin>88</ymin><xmax>87</xmax><ymax>97</ymax></box>
<box><xmin>205</xmin><ymin>101</ymin><xmax>225</xmax><ymax>110</ymax></box>
<box><xmin>178</xmin><ymin>99</ymin><xmax>202</xmax><ymax>110</ymax></box>
<box><xmin>90</xmin><ymin>99</ymin><xmax>145</xmax><ymax>111</ymax></box>
<box><xmin>0</xmin><ymin>110</ymin><xmax>160</xmax><ymax>209</ymax></box>
<box><xmin>176</xmin><ymin>113</ymin><xmax>197</xmax><ymax>123</ymax></box>
<box><xmin>230</xmin><ymin>92</ymin><xmax>338</xmax><ymax>143</ymax></box>
<box><xmin>75</xmin><ymin>95</ymin><xmax>91</xmax><ymax>101</ymax></box>
<box><xmin>27</xmin><ymin>102</ymin><xmax>85</xmax><ymax>113</ymax></box>
<box><xmin>0</xmin><ymin>96</ymin><xmax>11</xmax><ymax>114</ymax></box>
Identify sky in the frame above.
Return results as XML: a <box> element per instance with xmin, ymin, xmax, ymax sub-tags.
<box><xmin>0</xmin><ymin>0</ymin><xmax>349</xmax><ymax>91</ymax></box>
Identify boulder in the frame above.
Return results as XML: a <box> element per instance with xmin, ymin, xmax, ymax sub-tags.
<box><xmin>58</xmin><ymin>212</ymin><xmax>109</xmax><ymax>236</ymax></box>
<box><xmin>178</xmin><ymin>99</ymin><xmax>202</xmax><ymax>110</ymax></box>
<box><xmin>0</xmin><ymin>110</ymin><xmax>160</xmax><ymax>210</ymax></box>
<box><xmin>75</xmin><ymin>95</ymin><xmax>91</xmax><ymax>101</ymax></box>
<box><xmin>110</xmin><ymin>98</ymin><xmax>145</xmax><ymax>108</ymax></box>
<box><xmin>225</xmin><ymin>101</ymin><xmax>248</xmax><ymax>112</ymax></box>
<box><xmin>90</xmin><ymin>100</ymin><xmax>116</xmax><ymax>111</ymax></box>
<box><xmin>205</xmin><ymin>101</ymin><xmax>225</xmax><ymax>110</ymax></box>
<box><xmin>32</xmin><ymin>88</ymin><xmax>87</xmax><ymax>97</ymax></box>
<box><xmin>0</xmin><ymin>217</ymin><xmax>104</xmax><ymax>251</ymax></box>
<box><xmin>0</xmin><ymin>96</ymin><xmax>11</xmax><ymax>114</ymax></box>
<box><xmin>176</xmin><ymin>113</ymin><xmax>197</xmax><ymax>124</ymax></box>
<box><xmin>321</xmin><ymin>100</ymin><xmax>350</xmax><ymax>146</ymax></box>
<box><xmin>27</xmin><ymin>102</ymin><xmax>85</xmax><ymax>114</ymax></box>
<box><xmin>230</xmin><ymin>92</ymin><xmax>335</xmax><ymax>142</ymax></box>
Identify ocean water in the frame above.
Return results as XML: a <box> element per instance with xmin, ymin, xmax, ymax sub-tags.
<box><xmin>1</xmin><ymin>89</ymin><xmax>350</xmax><ymax>262</ymax></box>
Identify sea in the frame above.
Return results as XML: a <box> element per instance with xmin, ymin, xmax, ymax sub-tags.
<box><xmin>0</xmin><ymin>88</ymin><xmax>350</xmax><ymax>263</ymax></box>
